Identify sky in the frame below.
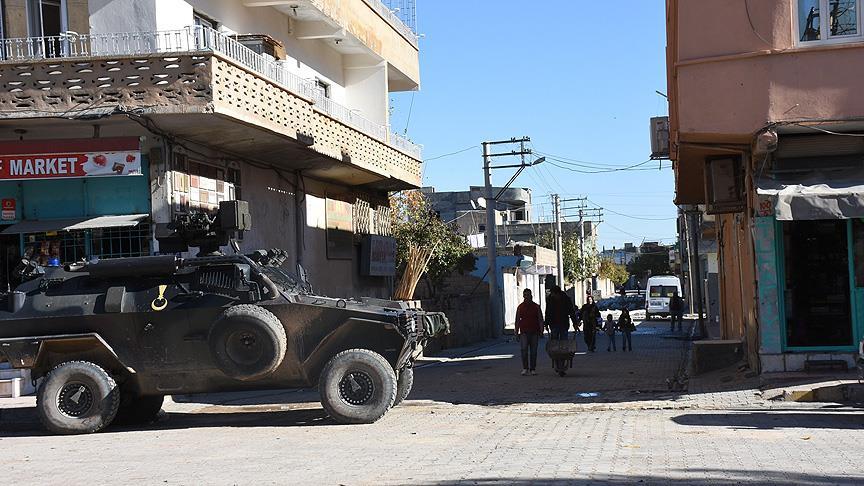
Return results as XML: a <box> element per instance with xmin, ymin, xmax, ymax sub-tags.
<box><xmin>389</xmin><ymin>0</ymin><xmax>676</xmax><ymax>250</ymax></box>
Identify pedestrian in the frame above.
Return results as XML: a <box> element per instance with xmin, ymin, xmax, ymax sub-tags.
<box><xmin>544</xmin><ymin>285</ymin><xmax>579</xmax><ymax>341</ymax></box>
<box><xmin>515</xmin><ymin>288</ymin><xmax>543</xmax><ymax>376</ymax></box>
<box><xmin>604</xmin><ymin>313</ymin><xmax>617</xmax><ymax>351</ymax></box>
<box><xmin>580</xmin><ymin>295</ymin><xmax>600</xmax><ymax>352</ymax></box>
<box><xmin>618</xmin><ymin>308</ymin><xmax>635</xmax><ymax>351</ymax></box>
<box><xmin>669</xmin><ymin>290</ymin><xmax>685</xmax><ymax>332</ymax></box>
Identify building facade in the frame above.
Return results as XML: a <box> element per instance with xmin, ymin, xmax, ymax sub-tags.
<box><xmin>667</xmin><ymin>0</ymin><xmax>864</xmax><ymax>371</ymax></box>
<box><xmin>0</xmin><ymin>0</ymin><xmax>422</xmax><ymax>298</ymax></box>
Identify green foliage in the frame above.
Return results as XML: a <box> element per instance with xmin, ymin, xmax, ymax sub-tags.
<box><xmin>599</xmin><ymin>259</ymin><xmax>630</xmax><ymax>285</ymax></box>
<box><xmin>534</xmin><ymin>231</ymin><xmax>600</xmax><ymax>283</ymax></box>
<box><xmin>390</xmin><ymin>191</ymin><xmax>475</xmax><ymax>287</ymax></box>
<box><xmin>626</xmin><ymin>250</ymin><xmax>672</xmax><ymax>277</ymax></box>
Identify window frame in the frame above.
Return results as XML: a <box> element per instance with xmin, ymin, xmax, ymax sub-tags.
<box><xmin>25</xmin><ymin>0</ymin><xmax>68</xmax><ymax>37</ymax></box>
<box><xmin>795</xmin><ymin>0</ymin><xmax>864</xmax><ymax>47</ymax></box>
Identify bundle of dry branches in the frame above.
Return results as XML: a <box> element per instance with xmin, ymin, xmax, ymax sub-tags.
<box><xmin>393</xmin><ymin>242</ymin><xmax>437</xmax><ymax>301</ymax></box>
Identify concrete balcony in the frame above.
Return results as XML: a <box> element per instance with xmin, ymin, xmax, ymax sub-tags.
<box><xmin>0</xmin><ymin>27</ymin><xmax>422</xmax><ymax>189</ymax></box>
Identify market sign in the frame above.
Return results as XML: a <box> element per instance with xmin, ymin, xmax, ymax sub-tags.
<box><xmin>0</xmin><ymin>137</ymin><xmax>142</xmax><ymax>180</ymax></box>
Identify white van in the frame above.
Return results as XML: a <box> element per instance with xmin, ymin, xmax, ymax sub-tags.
<box><xmin>644</xmin><ymin>275</ymin><xmax>683</xmax><ymax>319</ymax></box>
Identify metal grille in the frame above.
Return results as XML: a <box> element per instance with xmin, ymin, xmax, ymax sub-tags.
<box><xmin>381</xmin><ymin>0</ymin><xmax>417</xmax><ymax>33</ymax></box>
<box><xmin>91</xmin><ymin>224</ymin><xmax>152</xmax><ymax>259</ymax></box>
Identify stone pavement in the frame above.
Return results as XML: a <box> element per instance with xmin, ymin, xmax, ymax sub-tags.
<box><xmin>2</xmin><ymin>319</ymin><xmax>863</xmax><ymax>485</ymax></box>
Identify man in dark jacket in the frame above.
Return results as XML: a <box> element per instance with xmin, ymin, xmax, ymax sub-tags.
<box><xmin>669</xmin><ymin>291</ymin><xmax>685</xmax><ymax>332</ymax></box>
<box><xmin>580</xmin><ymin>295</ymin><xmax>600</xmax><ymax>352</ymax></box>
<box><xmin>544</xmin><ymin>285</ymin><xmax>579</xmax><ymax>340</ymax></box>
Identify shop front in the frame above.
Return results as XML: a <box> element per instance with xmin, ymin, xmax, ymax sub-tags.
<box><xmin>755</xmin><ymin>169</ymin><xmax>864</xmax><ymax>372</ymax></box>
<box><xmin>0</xmin><ymin>137</ymin><xmax>150</xmax><ymax>288</ymax></box>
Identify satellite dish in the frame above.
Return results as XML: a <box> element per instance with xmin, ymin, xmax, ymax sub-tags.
<box><xmin>476</xmin><ymin>197</ymin><xmax>487</xmax><ymax>209</ymax></box>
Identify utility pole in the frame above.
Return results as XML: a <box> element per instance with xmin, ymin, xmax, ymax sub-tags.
<box><xmin>482</xmin><ymin>142</ymin><xmax>499</xmax><ymax>337</ymax></box>
<box><xmin>481</xmin><ymin>137</ymin><xmax>540</xmax><ymax>338</ymax></box>
<box><xmin>688</xmin><ymin>209</ymin><xmax>707</xmax><ymax>339</ymax></box>
<box><xmin>553</xmin><ymin>194</ymin><xmax>564</xmax><ymax>288</ymax></box>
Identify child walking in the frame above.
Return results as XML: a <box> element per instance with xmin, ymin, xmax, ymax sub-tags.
<box><xmin>604</xmin><ymin>313</ymin><xmax>617</xmax><ymax>351</ymax></box>
<box><xmin>618</xmin><ymin>308</ymin><xmax>635</xmax><ymax>351</ymax></box>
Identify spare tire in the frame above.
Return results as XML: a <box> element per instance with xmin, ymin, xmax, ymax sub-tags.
<box><xmin>208</xmin><ymin>304</ymin><xmax>287</xmax><ymax>381</ymax></box>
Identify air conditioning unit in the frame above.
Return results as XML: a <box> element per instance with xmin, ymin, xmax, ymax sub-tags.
<box><xmin>649</xmin><ymin>116</ymin><xmax>670</xmax><ymax>159</ymax></box>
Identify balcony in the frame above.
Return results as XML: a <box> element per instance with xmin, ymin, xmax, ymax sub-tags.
<box><xmin>0</xmin><ymin>26</ymin><xmax>423</xmax><ymax>188</ymax></box>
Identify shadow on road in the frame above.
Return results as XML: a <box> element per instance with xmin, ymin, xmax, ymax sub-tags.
<box><xmin>0</xmin><ymin>405</ymin><xmax>334</xmax><ymax>437</ymax></box>
<box><xmin>671</xmin><ymin>411</ymin><xmax>864</xmax><ymax>430</ymax></box>
<box><xmin>421</xmin><ymin>469</ymin><xmax>864</xmax><ymax>485</ymax></box>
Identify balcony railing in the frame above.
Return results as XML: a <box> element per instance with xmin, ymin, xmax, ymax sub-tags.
<box><xmin>0</xmin><ymin>26</ymin><xmax>422</xmax><ymax>160</ymax></box>
<box><xmin>361</xmin><ymin>0</ymin><xmax>419</xmax><ymax>47</ymax></box>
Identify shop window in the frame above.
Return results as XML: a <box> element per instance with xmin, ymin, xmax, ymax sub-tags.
<box><xmin>782</xmin><ymin>220</ymin><xmax>853</xmax><ymax>347</ymax></box>
<box><xmin>25</xmin><ymin>230</ymin><xmax>85</xmax><ymax>266</ymax></box>
<box><xmin>798</xmin><ymin>0</ymin><xmax>862</xmax><ymax>45</ymax></box>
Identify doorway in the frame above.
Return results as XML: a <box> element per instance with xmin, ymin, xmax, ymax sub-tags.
<box><xmin>780</xmin><ymin>219</ymin><xmax>853</xmax><ymax>348</ymax></box>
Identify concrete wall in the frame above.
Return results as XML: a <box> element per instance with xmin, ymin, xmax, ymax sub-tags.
<box><xmin>311</xmin><ymin>0</ymin><xmax>419</xmax><ymax>89</ymax></box>
<box><xmin>90</xmin><ymin>0</ymin><xmax>158</xmax><ymax>33</ymax></box>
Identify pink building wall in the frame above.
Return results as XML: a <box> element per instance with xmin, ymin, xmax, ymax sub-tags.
<box><xmin>670</xmin><ymin>0</ymin><xmax>864</xmax><ymax>139</ymax></box>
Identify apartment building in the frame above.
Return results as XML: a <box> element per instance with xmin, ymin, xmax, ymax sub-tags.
<box><xmin>667</xmin><ymin>0</ymin><xmax>864</xmax><ymax>371</ymax></box>
<box><xmin>0</xmin><ymin>0</ymin><xmax>422</xmax><ymax>298</ymax></box>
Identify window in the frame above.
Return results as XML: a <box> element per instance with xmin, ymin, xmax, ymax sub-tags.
<box><xmin>798</xmin><ymin>0</ymin><xmax>862</xmax><ymax>44</ymax></box>
<box><xmin>315</xmin><ymin>79</ymin><xmax>331</xmax><ymax>99</ymax></box>
<box><xmin>193</xmin><ymin>11</ymin><xmax>218</xmax><ymax>30</ymax></box>
<box><xmin>649</xmin><ymin>286</ymin><xmax>678</xmax><ymax>298</ymax></box>
<box><xmin>27</xmin><ymin>0</ymin><xmax>66</xmax><ymax>37</ymax></box>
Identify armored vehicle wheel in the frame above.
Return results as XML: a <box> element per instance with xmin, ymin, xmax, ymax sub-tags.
<box><xmin>209</xmin><ymin>304</ymin><xmax>287</xmax><ymax>381</ymax></box>
<box><xmin>113</xmin><ymin>393</ymin><xmax>164</xmax><ymax>425</ymax></box>
<box><xmin>393</xmin><ymin>367</ymin><xmax>414</xmax><ymax>407</ymax></box>
<box><xmin>36</xmin><ymin>361</ymin><xmax>120</xmax><ymax>435</ymax></box>
<box><xmin>319</xmin><ymin>349</ymin><xmax>397</xmax><ymax>424</ymax></box>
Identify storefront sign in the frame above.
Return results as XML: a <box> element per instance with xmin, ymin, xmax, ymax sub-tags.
<box><xmin>0</xmin><ymin>138</ymin><xmax>142</xmax><ymax>180</ymax></box>
<box><xmin>1</xmin><ymin>198</ymin><xmax>14</xmax><ymax>221</ymax></box>
<box><xmin>360</xmin><ymin>235</ymin><xmax>397</xmax><ymax>276</ymax></box>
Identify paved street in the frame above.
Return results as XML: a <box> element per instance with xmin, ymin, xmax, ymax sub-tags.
<box><xmin>2</xmin><ymin>319</ymin><xmax>863</xmax><ymax>485</ymax></box>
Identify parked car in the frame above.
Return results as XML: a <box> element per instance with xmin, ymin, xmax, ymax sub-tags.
<box><xmin>644</xmin><ymin>275</ymin><xmax>683</xmax><ymax>319</ymax></box>
<box><xmin>0</xmin><ymin>201</ymin><xmax>449</xmax><ymax>434</ymax></box>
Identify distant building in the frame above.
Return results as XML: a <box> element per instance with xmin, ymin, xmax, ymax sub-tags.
<box><xmin>425</xmin><ymin>186</ymin><xmax>532</xmax><ymax>229</ymax></box>
<box><xmin>600</xmin><ymin>242</ymin><xmax>639</xmax><ymax>265</ymax></box>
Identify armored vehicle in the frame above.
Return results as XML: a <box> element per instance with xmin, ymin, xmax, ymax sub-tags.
<box><xmin>0</xmin><ymin>201</ymin><xmax>448</xmax><ymax>434</ymax></box>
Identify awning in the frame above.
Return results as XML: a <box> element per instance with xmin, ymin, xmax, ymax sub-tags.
<box><xmin>1</xmin><ymin>214</ymin><xmax>149</xmax><ymax>234</ymax></box>
<box><xmin>757</xmin><ymin>169</ymin><xmax>864</xmax><ymax>220</ymax></box>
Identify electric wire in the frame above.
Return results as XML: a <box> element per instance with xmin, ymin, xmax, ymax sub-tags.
<box><xmin>424</xmin><ymin>145</ymin><xmax>478</xmax><ymax>161</ymax></box>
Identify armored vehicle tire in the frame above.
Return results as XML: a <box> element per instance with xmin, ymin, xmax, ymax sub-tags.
<box><xmin>209</xmin><ymin>304</ymin><xmax>287</xmax><ymax>381</ymax></box>
<box><xmin>319</xmin><ymin>349</ymin><xmax>397</xmax><ymax>424</ymax></box>
<box><xmin>36</xmin><ymin>361</ymin><xmax>120</xmax><ymax>435</ymax></box>
<box><xmin>393</xmin><ymin>367</ymin><xmax>414</xmax><ymax>407</ymax></box>
<box><xmin>112</xmin><ymin>393</ymin><xmax>165</xmax><ymax>426</ymax></box>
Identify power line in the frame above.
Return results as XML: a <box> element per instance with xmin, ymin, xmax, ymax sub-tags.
<box><xmin>546</xmin><ymin>159</ymin><xmax>665</xmax><ymax>174</ymax></box>
<box><xmin>533</xmin><ymin>150</ymin><xmax>638</xmax><ymax>169</ymax></box>
<box><xmin>584</xmin><ymin>199</ymin><xmax>677</xmax><ymax>221</ymax></box>
<box><xmin>424</xmin><ymin>145</ymin><xmax>478</xmax><ymax>162</ymax></box>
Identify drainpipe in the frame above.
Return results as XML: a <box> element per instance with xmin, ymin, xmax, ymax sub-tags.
<box><xmin>294</xmin><ymin>171</ymin><xmax>305</xmax><ymax>270</ymax></box>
